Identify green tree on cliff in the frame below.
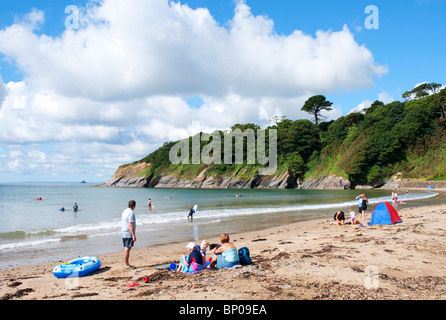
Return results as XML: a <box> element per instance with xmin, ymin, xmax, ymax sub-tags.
<box><xmin>301</xmin><ymin>95</ymin><xmax>333</xmax><ymax>125</ymax></box>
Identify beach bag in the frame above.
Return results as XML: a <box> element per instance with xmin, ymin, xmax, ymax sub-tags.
<box><xmin>238</xmin><ymin>247</ymin><xmax>252</xmax><ymax>266</ymax></box>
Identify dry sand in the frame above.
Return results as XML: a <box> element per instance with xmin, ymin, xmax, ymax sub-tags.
<box><xmin>1</xmin><ymin>202</ymin><xmax>446</xmax><ymax>301</ymax></box>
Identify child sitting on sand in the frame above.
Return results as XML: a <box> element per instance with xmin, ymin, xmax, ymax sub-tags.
<box><xmin>200</xmin><ymin>240</ymin><xmax>209</xmax><ymax>263</ymax></box>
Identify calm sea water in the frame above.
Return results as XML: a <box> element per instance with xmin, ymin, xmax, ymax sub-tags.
<box><xmin>0</xmin><ymin>183</ymin><xmax>443</xmax><ymax>269</ymax></box>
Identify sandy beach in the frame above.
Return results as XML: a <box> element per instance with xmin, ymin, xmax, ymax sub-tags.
<box><xmin>1</xmin><ymin>200</ymin><xmax>446</xmax><ymax>301</ymax></box>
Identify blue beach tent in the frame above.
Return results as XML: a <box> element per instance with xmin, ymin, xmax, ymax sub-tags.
<box><xmin>369</xmin><ymin>202</ymin><xmax>402</xmax><ymax>226</ymax></box>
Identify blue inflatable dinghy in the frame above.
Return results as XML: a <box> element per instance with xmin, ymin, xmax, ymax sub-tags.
<box><xmin>53</xmin><ymin>256</ymin><xmax>101</xmax><ymax>278</ymax></box>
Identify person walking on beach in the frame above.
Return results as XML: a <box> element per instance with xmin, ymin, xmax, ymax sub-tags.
<box><xmin>187</xmin><ymin>206</ymin><xmax>195</xmax><ymax>222</ymax></box>
<box><xmin>121</xmin><ymin>200</ymin><xmax>137</xmax><ymax>269</ymax></box>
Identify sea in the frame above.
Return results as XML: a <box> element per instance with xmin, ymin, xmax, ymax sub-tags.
<box><xmin>0</xmin><ymin>182</ymin><xmax>444</xmax><ymax>269</ymax></box>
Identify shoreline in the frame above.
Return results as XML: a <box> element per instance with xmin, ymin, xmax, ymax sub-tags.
<box><xmin>0</xmin><ymin>189</ymin><xmax>446</xmax><ymax>271</ymax></box>
<box><xmin>1</xmin><ymin>201</ymin><xmax>446</xmax><ymax>300</ymax></box>
<box><xmin>1</xmin><ymin>187</ymin><xmax>442</xmax><ymax>271</ymax></box>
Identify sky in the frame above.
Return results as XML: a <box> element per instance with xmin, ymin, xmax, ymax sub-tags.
<box><xmin>0</xmin><ymin>0</ymin><xmax>444</xmax><ymax>182</ymax></box>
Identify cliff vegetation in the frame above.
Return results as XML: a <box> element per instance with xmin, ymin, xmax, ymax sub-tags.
<box><xmin>106</xmin><ymin>86</ymin><xmax>446</xmax><ymax>189</ymax></box>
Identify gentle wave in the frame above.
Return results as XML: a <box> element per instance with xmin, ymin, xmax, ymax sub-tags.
<box><xmin>172</xmin><ymin>192</ymin><xmax>438</xmax><ymax>221</ymax></box>
<box><xmin>0</xmin><ymin>238</ymin><xmax>61</xmax><ymax>251</ymax></box>
<box><xmin>0</xmin><ymin>231</ymin><xmax>27</xmax><ymax>239</ymax></box>
<box><xmin>54</xmin><ymin>221</ymin><xmax>121</xmax><ymax>234</ymax></box>
<box><xmin>0</xmin><ymin>192</ymin><xmax>438</xmax><ymax>251</ymax></box>
<box><xmin>0</xmin><ymin>229</ymin><xmax>56</xmax><ymax>239</ymax></box>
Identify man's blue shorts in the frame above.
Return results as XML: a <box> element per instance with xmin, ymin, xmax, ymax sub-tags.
<box><xmin>122</xmin><ymin>238</ymin><xmax>134</xmax><ymax>248</ymax></box>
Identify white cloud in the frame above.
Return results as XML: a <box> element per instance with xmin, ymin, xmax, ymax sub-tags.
<box><xmin>378</xmin><ymin>92</ymin><xmax>395</xmax><ymax>104</ymax></box>
<box><xmin>414</xmin><ymin>81</ymin><xmax>428</xmax><ymax>89</ymax></box>
<box><xmin>0</xmin><ymin>1</ymin><xmax>386</xmax><ymax>100</ymax></box>
<box><xmin>350</xmin><ymin>100</ymin><xmax>372</xmax><ymax>114</ymax></box>
<box><xmin>0</xmin><ymin>74</ymin><xmax>6</xmax><ymax>106</ymax></box>
<box><xmin>0</xmin><ymin>0</ymin><xmax>387</xmax><ymax>180</ymax></box>
<box><xmin>24</xmin><ymin>9</ymin><xmax>45</xmax><ymax>29</ymax></box>
<box><xmin>7</xmin><ymin>159</ymin><xmax>21</xmax><ymax>172</ymax></box>
<box><xmin>322</xmin><ymin>104</ymin><xmax>343</xmax><ymax>122</ymax></box>
<box><xmin>349</xmin><ymin>91</ymin><xmax>396</xmax><ymax>114</ymax></box>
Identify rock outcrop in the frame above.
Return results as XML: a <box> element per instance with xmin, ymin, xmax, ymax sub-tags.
<box><xmin>102</xmin><ymin>162</ymin><xmax>446</xmax><ymax>191</ymax></box>
<box><xmin>103</xmin><ymin>163</ymin><xmax>352</xmax><ymax>190</ymax></box>
<box><xmin>103</xmin><ymin>162</ymin><xmax>152</xmax><ymax>188</ymax></box>
<box><xmin>298</xmin><ymin>174</ymin><xmax>351</xmax><ymax>190</ymax></box>
<box><xmin>380</xmin><ymin>175</ymin><xmax>446</xmax><ymax>189</ymax></box>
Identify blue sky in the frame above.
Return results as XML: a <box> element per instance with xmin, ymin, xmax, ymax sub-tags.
<box><xmin>2</xmin><ymin>0</ymin><xmax>444</xmax><ymax>106</ymax></box>
<box><xmin>182</xmin><ymin>0</ymin><xmax>446</xmax><ymax>109</ymax></box>
<box><xmin>0</xmin><ymin>0</ymin><xmax>444</xmax><ymax>182</ymax></box>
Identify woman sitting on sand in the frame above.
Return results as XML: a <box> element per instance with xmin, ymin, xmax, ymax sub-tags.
<box><xmin>330</xmin><ymin>211</ymin><xmax>345</xmax><ymax>225</ymax></box>
<box><xmin>209</xmin><ymin>234</ymin><xmax>240</xmax><ymax>269</ymax></box>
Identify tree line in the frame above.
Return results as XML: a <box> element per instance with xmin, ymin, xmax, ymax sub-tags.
<box><xmin>133</xmin><ymin>84</ymin><xmax>446</xmax><ymax>186</ymax></box>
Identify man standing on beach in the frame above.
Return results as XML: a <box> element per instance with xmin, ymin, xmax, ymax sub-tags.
<box><xmin>121</xmin><ymin>200</ymin><xmax>136</xmax><ymax>269</ymax></box>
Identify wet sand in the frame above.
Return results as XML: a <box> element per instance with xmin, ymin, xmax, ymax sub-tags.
<box><xmin>1</xmin><ymin>202</ymin><xmax>446</xmax><ymax>301</ymax></box>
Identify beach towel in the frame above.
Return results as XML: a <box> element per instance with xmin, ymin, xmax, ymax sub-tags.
<box><xmin>216</xmin><ymin>248</ymin><xmax>240</xmax><ymax>269</ymax></box>
<box><xmin>180</xmin><ymin>256</ymin><xmax>204</xmax><ymax>273</ymax></box>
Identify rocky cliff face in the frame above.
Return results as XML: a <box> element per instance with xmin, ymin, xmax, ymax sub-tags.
<box><xmin>298</xmin><ymin>174</ymin><xmax>352</xmax><ymax>190</ymax></box>
<box><xmin>380</xmin><ymin>176</ymin><xmax>446</xmax><ymax>189</ymax></box>
<box><xmin>103</xmin><ymin>162</ymin><xmax>152</xmax><ymax>188</ymax></box>
<box><xmin>103</xmin><ymin>163</ymin><xmax>352</xmax><ymax>190</ymax></box>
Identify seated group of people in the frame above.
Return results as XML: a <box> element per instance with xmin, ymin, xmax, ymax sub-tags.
<box><xmin>330</xmin><ymin>208</ymin><xmax>359</xmax><ymax>226</ymax></box>
<box><xmin>178</xmin><ymin>233</ymin><xmax>240</xmax><ymax>273</ymax></box>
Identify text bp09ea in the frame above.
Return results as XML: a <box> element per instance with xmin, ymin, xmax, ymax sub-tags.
<box><xmin>223</xmin><ymin>304</ymin><xmax>267</xmax><ymax>315</ymax></box>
